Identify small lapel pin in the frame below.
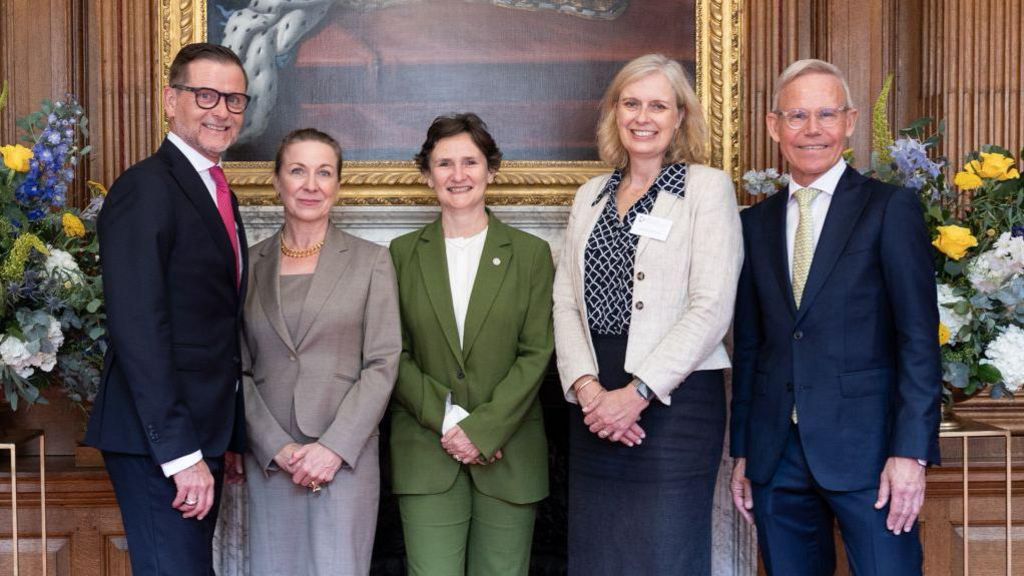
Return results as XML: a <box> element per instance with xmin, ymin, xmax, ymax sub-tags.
<box><xmin>492</xmin><ymin>257</ymin><xmax>501</xmax><ymax>266</ymax></box>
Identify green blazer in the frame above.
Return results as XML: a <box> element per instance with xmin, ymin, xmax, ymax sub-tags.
<box><xmin>388</xmin><ymin>212</ymin><xmax>553</xmax><ymax>504</ymax></box>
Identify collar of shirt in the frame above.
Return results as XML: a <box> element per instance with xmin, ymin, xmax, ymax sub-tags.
<box><xmin>592</xmin><ymin>162</ymin><xmax>688</xmax><ymax>206</ymax></box>
<box><xmin>786</xmin><ymin>158</ymin><xmax>847</xmax><ymax>203</ymax></box>
<box><xmin>166</xmin><ymin>131</ymin><xmax>221</xmax><ymax>202</ymax></box>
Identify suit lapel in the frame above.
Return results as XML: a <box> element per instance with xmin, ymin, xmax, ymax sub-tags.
<box><xmin>417</xmin><ymin>219</ymin><xmax>465</xmax><ymax>368</ymax></box>
<box><xmin>294</xmin><ymin>225</ymin><xmax>351</xmax><ymax>349</ymax></box>
<box><xmin>462</xmin><ymin>214</ymin><xmax>513</xmax><ymax>359</ymax></box>
<box><xmin>795</xmin><ymin>167</ymin><xmax>871</xmax><ymax>321</ymax></box>
<box><xmin>763</xmin><ymin>191</ymin><xmax>797</xmax><ymax>317</ymax></box>
<box><xmin>158</xmin><ymin>139</ymin><xmax>237</xmax><ymax>289</ymax></box>
<box><xmin>635</xmin><ymin>192</ymin><xmax>684</xmax><ymax>259</ymax></box>
<box><xmin>574</xmin><ymin>176</ymin><xmax>612</xmax><ymax>289</ymax></box>
<box><xmin>254</xmin><ymin>232</ymin><xmax>296</xmax><ymax>354</ymax></box>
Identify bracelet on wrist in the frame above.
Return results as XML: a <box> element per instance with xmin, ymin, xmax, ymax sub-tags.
<box><xmin>575</xmin><ymin>377</ymin><xmax>597</xmax><ymax>398</ymax></box>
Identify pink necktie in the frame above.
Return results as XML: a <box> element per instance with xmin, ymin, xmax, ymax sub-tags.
<box><xmin>209</xmin><ymin>165</ymin><xmax>240</xmax><ymax>287</ymax></box>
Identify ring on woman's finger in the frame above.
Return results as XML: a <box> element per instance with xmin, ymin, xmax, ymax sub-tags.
<box><xmin>183</xmin><ymin>496</ymin><xmax>198</xmax><ymax>506</ymax></box>
<box><xmin>599</xmin><ymin>430</ymin><xmax>610</xmax><ymax>438</ymax></box>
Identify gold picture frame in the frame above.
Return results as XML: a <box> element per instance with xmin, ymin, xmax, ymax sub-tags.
<box><xmin>157</xmin><ymin>0</ymin><xmax>741</xmax><ymax>205</ymax></box>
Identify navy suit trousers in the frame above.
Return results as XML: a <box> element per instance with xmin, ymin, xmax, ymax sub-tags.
<box><xmin>104</xmin><ymin>452</ymin><xmax>225</xmax><ymax>576</ymax></box>
<box><xmin>752</xmin><ymin>425</ymin><xmax>923</xmax><ymax>576</ymax></box>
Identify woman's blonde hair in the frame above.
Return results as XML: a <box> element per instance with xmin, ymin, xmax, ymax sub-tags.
<box><xmin>596</xmin><ymin>54</ymin><xmax>708</xmax><ymax>169</ymax></box>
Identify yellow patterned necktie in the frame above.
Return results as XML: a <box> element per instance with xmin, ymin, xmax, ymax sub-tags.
<box><xmin>791</xmin><ymin>187</ymin><xmax>821</xmax><ymax>308</ymax></box>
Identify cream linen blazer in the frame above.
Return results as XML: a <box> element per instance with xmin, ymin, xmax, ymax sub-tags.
<box><xmin>553</xmin><ymin>163</ymin><xmax>743</xmax><ymax>405</ymax></box>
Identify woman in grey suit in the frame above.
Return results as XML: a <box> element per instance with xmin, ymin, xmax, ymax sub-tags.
<box><xmin>552</xmin><ymin>54</ymin><xmax>743</xmax><ymax>575</ymax></box>
<box><xmin>241</xmin><ymin>128</ymin><xmax>401</xmax><ymax>575</ymax></box>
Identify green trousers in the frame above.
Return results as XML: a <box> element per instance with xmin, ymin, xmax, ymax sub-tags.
<box><xmin>398</xmin><ymin>468</ymin><xmax>537</xmax><ymax>576</ymax></box>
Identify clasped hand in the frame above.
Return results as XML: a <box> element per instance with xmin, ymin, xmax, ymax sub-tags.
<box><xmin>273</xmin><ymin>441</ymin><xmax>344</xmax><ymax>489</ymax></box>
<box><xmin>441</xmin><ymin>425</ymin><xmax>502</xmax><ymax>465</ymax></box>
<box><xmin>578</xmin><ymin>379</ymin><xmax>647</xmax><ymax>447</ymax></box>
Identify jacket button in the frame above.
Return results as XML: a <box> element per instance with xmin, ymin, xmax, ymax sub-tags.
<box><xmin>637</xmin><ymin>271</ymin><xmax>645</xmax><ymax>281</ymax></box>
<box><xmin>636</xmin><ymin>301</ymin><xmax>644</xmax><ymax>310</ymax></box>
<box><xmin>793</xmin><ymin>330</ymin><xmax>803</xmax><ymax>340</ymax></box>
<box><xmin>289</xmin><ymin>355</ymin><xmax>296</xmax><ymax>362</ymax></box>
<box><xmin>786</xmin><ymin>382</ymin><xmax>793</xmax><ymax>391</ymax></box>
<box><xmin>457</xmin><ymin>369</ymin><xmax>465</xmax><ymax>379</ymax></box>
<box><xmin>232</xmin><ymin>356</ymin><xmax>240</xmax><ymax>364</ymax></box>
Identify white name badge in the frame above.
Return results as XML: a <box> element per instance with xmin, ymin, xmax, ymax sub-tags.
<box><xmin>629</xmin><ymin>214</ymin><xmax>673</xmax><ymax>241</ymax></box>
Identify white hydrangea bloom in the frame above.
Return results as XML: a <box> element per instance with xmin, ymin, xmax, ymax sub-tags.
<box><xmin>982</xmin><ymin>325</ymin><xmax>1024</xmax><ymax>393</ymax></box>
<box><xmin>0</xmin><ymin>316</ymin><xmax>64</xmax><ymax>378</ymax></box>
<box><xmin>44</xmin><ymin>248</ymin><xmax>84</xmax><ymax>285</ymax></box>
<box><xmin>968</xmin><ymin>233</ymin><xmax>1024</xmax><ymax>293</ymax></box>
<box><xmin>31</xmin><ymin>316</ymin><xmax>64</xmax><ymax>372</ymax></box>
<box><xmin>0</xmin><ymin>335</ymin><xmax>36</xmax><ymax>378</ymax></box>
<box><xmin>936</xmin><ymin>283</ymin><xmax>971</xmax><ymax>343</ymax></box>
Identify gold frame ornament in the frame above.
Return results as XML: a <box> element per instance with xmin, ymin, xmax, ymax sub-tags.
<box><xmin>158</xmin><ymin>0</ymin><xmax>741</xmax><ymax>205</ymax></box>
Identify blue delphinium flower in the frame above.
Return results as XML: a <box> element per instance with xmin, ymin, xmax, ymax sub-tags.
<box><xmin>1013</xmin><ymin>226</ymin><xmax>1024</xmax><ymax>238</ymax></box>
<box><xmin>14</xmin><ymin>96</ymin><xmax>84</xmax><ymax>220</ymax></box>
<box><xmin>889</xmin><ymin>137</ymin><xmax>944</xmax><ymax>191</ymax></box>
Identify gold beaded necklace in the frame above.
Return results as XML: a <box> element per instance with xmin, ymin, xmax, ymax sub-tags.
<box><xmin>280</xmin><ymin>236</ymin><xmax>325</xmax><ymax>258</ymax></box>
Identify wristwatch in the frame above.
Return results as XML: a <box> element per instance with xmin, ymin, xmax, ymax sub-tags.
<box><xmin>632</xmin><ymin>378</ymin><xmax>653</xmax><ymax>401</ymax></box>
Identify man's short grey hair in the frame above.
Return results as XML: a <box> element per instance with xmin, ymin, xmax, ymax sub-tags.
<box><xmin>772</xmin><ymin>59</ymin><xmax>855</xmax><ymax>111</ymax></box>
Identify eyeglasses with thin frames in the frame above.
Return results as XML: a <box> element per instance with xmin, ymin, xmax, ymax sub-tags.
<box><xmin>772</xmin><ymin>106</ymin><xmax>851</xmax><ymax>130</ymax></box>
<box><xmin>172</xmin><ymin>84</ymin><xmax>251</xmax><ymax>114</ymax></box>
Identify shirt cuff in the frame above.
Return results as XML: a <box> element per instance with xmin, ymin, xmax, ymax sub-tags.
<box><xmin>161</xmin><ymin>450</ymin><xmax>203</xmax><ymax>477</ymax></box>
<box><xmin>442</xmin><ymin>393</ymin><xmax>470</xmax><ymax>435</ymax></box>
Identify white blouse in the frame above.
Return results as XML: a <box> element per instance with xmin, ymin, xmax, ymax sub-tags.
<box><xmin>442</xmin><ymin>226</ymin><xmax>488</xmax><ymax>434</ymax></box>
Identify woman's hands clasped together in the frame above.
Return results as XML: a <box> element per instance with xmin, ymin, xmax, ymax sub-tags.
<box><xmin>441</xmin><ymin>425</ymin><xmax>503</xmax><ymax>465</ymax></box>
<box><xmin>574</xmin><ymin>376</ymin><xmax>648</xmax><ymax>447</ymax></box>
<box><xmin>274</xmin><ymin>441</ymin><xmax>344</xmax><ymax>492</ymax></box>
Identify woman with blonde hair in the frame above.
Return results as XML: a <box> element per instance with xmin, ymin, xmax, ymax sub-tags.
<box><xmin>553</xmin><ymin>53</ymin><xmax>743</xmax><ymax>575</ymax></box>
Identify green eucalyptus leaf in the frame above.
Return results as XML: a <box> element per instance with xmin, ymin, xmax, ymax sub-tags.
<box><xmin>977</xmin><ymin>363</ymin><xmax>1003</xmax><ymax>383</ymax></box>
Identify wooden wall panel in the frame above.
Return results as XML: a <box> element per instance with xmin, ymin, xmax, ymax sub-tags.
<box><xmin>84</xmin><ymin>0</ymin><xmax>160</xmax><ymax>191</ymax></box>
<box><xmin>921</xmin><ymin>0</ymin><xmax>1024</xmax><ymax>171</ymax></box>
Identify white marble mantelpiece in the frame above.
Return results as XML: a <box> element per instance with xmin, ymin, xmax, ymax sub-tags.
<box><xmin>241</xmin><ymin>205</ymin><xmax>572</xmax><ymax>259</ymax></box>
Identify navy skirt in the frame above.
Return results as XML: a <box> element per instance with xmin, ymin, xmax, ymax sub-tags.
<box><xmin>568</xmin><ymin>332</ymin><xmax>725</xmax><ymax>576</ymax></box>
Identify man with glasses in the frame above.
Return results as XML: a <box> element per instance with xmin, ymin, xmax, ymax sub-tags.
<box><xmin>85</xmin><ymin>42</ymin><xmax>250</xmax><ymax>575</ymax></box>
<box><xmin>729</xmin><ymin>59</ymin><xmax>941</xmax><ymax>575</ymax></box>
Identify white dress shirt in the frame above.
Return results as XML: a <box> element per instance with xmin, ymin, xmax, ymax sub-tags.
<box><xmin>441</xmin><ymin>227</ymin><xmax>488</xmax><ymax>434</ymax></box>
<box><xmin>785</xmin><ymin>159</ymin><xmax>847</xmax><ymax>279</ymax></box>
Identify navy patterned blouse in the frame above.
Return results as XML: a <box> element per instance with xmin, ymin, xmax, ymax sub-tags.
<box><xmin>584</xmin><ymin>163</ymin><xmax>688</xmax><ymax>335</ymax></box>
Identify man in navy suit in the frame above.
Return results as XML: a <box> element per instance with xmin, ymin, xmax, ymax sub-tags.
<box><xmin>729</xmin><ymin>59</ymin><xmax>941</xmax><ymax>575</ymax></box>
<box><xmin>86</xmin><ymin>43</ymin><xmax>249</xmax><ymax>575</ymax></box>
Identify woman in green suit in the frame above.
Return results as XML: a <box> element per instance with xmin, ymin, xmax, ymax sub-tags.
<box><xmin>389</xmin><ymin>113</ymin><xmax>554</xmax><ymax>576</ymax></box>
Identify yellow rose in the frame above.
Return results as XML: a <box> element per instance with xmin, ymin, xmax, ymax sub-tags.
<box><xmin>932</xmin><ymin>225</ymin><xmax>978</xmax><ymax>260</ymax></box>
<box><xmin>976</xmin><ymin>152</ymin><xmax>1016</xmax><ymax>179</ymax></box>
<box><xmin>62</xmin><ymin>213</ymin><xmax>86</xmax><ymax>238</ymax></box>
<box><xmin>0</xmin><ymin>144</ymin><xmax>33</xmax><ymax>172</ymax></box>
<box><xmin>938</xmin><ymin>322</ymin><xmax>951</xmax><ymax>346</ymax></box>
<box><xmin>999</xmin><ymin>167</ymin><xmax>1020</xmax><ymax>181</ymax></box>
<box><xmin>953</xmin><ymin>170</ymin><xmax>983</xmax><ymax>190</ymax></box>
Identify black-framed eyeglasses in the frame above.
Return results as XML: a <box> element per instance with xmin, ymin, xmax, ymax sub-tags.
<box><xmin>772</xmin><ymin>106</ymin><xmax>851</xmax><ymax>130</ymax></box>
<box><xmin>172</xmin><ymin>84</ymin><xmax>250</xmax><ymax>114</ymax></box>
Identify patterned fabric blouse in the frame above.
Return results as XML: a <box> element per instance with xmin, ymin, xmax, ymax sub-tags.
<box><xmin>584</xmin><ymin>163</ymin><xmax>688</xmax><ymax>335</ymax></box>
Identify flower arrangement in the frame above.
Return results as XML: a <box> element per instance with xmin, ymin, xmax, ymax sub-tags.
<box><xmin>0</xmin><ymin>82</ymin><xmax>106</xmax><ymax>408</ymax></box>
<box><xmin>876</xmin><ymin>128</ymin><xmax>1023</xmax><ymax>399</ymax></box>
<box><xmin>741</xmin><ymin>77</ymin><xmax>1024</xmax><ymax>401</ymax></box>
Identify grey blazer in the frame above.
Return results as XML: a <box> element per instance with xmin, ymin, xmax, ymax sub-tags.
<box><xmin>241</xmin><ymin>224</ymin><xmax>401</xmax><ymax>471</ymax></box>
